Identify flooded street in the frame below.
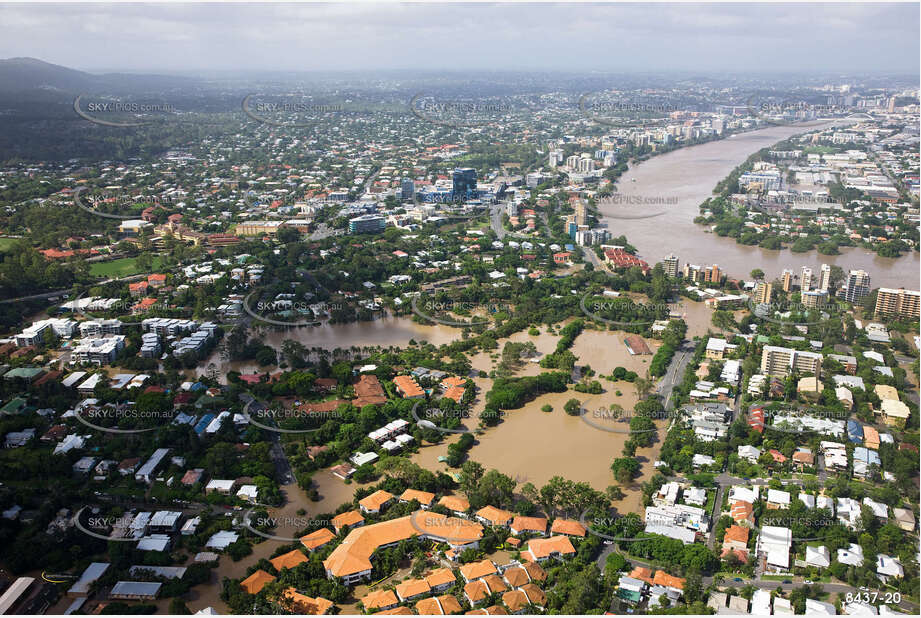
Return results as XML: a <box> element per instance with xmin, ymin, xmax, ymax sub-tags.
<box><xmin>602</xmin><ymin>123</ymin><xmax>919</xmax><ymax>288</ymax></box>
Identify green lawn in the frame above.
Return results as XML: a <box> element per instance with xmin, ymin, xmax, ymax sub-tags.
<box><xmin>0</xmin><ymin>237</ymin><xmax>20</xmax><ymax>252</ymax></box>
<box><xmin>89</xmin><ymin>256</ymin><xmax>163</xmax><ymax>278</ymax></box>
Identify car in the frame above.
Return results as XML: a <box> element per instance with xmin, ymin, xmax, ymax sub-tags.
<box><xmin>733</xmin><ymin>578</ymin><xmax>743</xmax><ymax>583</ymax></box>
<box><xmin>782</xmin><ymin>580</ymin><xmax>792</xmax><ymax>584</ymax></box>
<box><xmin>858</xmin><ymin>586</ymin><xmax>870</xmax><ymax>591</ymax></box>
<box><xmin>804</xmin><ymin>579</ymin><xmax>814</xmax><ymax>584</ymax></box>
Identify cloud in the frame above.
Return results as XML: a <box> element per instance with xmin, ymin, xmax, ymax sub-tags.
<box><xmin>0</xmin><ymin>2</ymin><xmax>916</xmax><ymax>73</ymax></box>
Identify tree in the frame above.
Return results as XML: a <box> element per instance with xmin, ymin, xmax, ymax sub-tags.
<box><xmin>750</xmin><ymin>269</ymin><xmax>764</xmax><ymax>281</ymax></box>
<box><xmin>564</xmin><ymin>398</ymin><xmax>582</xmax><ymax>416</ymax></box>
<box><xmin>610</xmin><ymin>458</ymin><xmax>640</xmax><ymax>485</ymax></box>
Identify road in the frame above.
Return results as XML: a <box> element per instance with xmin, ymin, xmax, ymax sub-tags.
<box><xmin>655</xmin><ymin>342</ymin><xmax>696</xmax><ymax>410</ymax></box>
<box><xmin>0</xmin><ymin>272</ymin><xmax>151</xmax><ymax>305</ymax></box>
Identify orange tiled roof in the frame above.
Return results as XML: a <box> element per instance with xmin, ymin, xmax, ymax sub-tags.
<box><xmin>464</xmin><ymin>580</ymin><xmax>490</xmax><ymax>603</ymax></box>
<box><xmin>443</xmin><ymin>386</ymin><xmax>466</xmax><ymax>403</ymax></box>
<box><xmin>723</xmin><ymin>525</ymin><xmax>750</xmax><ymax>545</ymax></box>
<box><xmin>324</xmin><ymin>512</ymin><xmax>483</xmax><ymax>578</ymax></box>
<box><xmin>475</xmin><ymin>505</ymin><xmax>514</xmax><ymax>526</ymax></box>
<box><xmin>362</xmin><ymin>589</ymin><xmax>399</xmax><ymax>610</ymax></box>
<box><xmin>520</xmin><ymin>583</ymin><xmax>545</xmax><ymax>606</ymax></box>
<box><xmin>425</xmin><ymin>568</ymin><xmax>456</xmax><ymax>589</ymax></box>
<box><xmin>502</xmin><ymin>590</ymin><xmax>530</xmax><ymax>613</ymax></box>
<box><xmin>301</xmin><ymin>527</ymin><xmax>336</xmax><ymax>551</ymax></box>
<box><xmin>416</xmin><ymin>595</ymin><xmax>462</xmax><ymax>615</ymax></box>
<box><xmin>652</xmin><ymin>571</ymin><xmax>685</xmax><ymax>590</ymax></box>
<box><xmin>280</xmin><ymin>587</ymin><xmax>333</xmax><ymax>615</ymax></box>
<box><xmin>240</xmin><ymin>569</ymin><xmax>276</xmax><ymax>595</ymax></box>
<box><xmin>400</xmin><ymin>488</ymin><xmax>436</xmax><ymax>506</ymax></box>
<box><xmin>629</xmin><ymin>566</ymin><xmax>654</xmax><ymax>585</ymax></box>
<box><xmin>439</xmin><ymin>495</ymin><xmax>470</xmax><ymax>513</ymax></box>
<box><xmin>396</xmin><ymin>578</ymin><xmax>431</xmax><ymax>600</ymax></box>
<box><xmin>730</xmin><ymin>501</ymin><xmax>754</xmax><ymax>524</ymax></box>
<box><xmin>522</xmin><ymin>562</ymin><xmax>546</xmax><ymax>582</ymax></box>
<box><xmin>359</xmin><ymin>489</ymin><xmax>394</xmax><ymax>512</ymax></box>
<box><xmin>442</xmin><ymin>377</ymin><xmax>467</xmax><ymax>389</ymax></box>
<box><xmin>331</xmin><ymin>510</ymin><xmax>364</xmax><ymax>531</ymax></box>
<box><xmin>510</xmin><ymin>516</ymin><xmax>547</xmax><ymax>534</ymax></box>
<box><xmin>523</xmin><ymin>535</ymin><xmax>575</xmax><ymax>561</ymax></box>
<box><xmin>550</xmin><ymin>518</ymin><xmax>587</xmax><ymax>537</ymax></box>
<box><xmin>270</xmin><ymin>549</ymin><xmax>308</xmax><ymax>571</ymax></box>
<box><xmin>460</xmin><ymin>560</ymin><xmax>498</xmax><ymax>581</ymax></box>
<box><xmin>374</xmin><ymin>606</ymin><xmax>414</xmax><ymax>615</ymax></box>
<box><xmin>502</xmin><ymin>566</ymin><xmax>529</xmax><ymax>587</ymax></box>
<box><xmin>394</xmin><ymin>375</ymin><xmax>425</xmax><ymax>398</ymax></box>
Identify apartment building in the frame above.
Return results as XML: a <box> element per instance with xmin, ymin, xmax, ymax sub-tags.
<box><xmin>843</xmin><ymin>270</ymin><xmax>871</xmax><ymax>303</ymax></box>
<box><xmin>752</xmin><ymin>282</ymin><xmax>773</xmax><ymax>305</ymax></box>
<box><xmin>874</xmin><ymin>287</ymin><xmax>920</xmax><ymax>320</ymax></box>
<box><xmin>760</xmin><ymin>345</ymin><xmax>822</xmax><ymax>377</ymax></box>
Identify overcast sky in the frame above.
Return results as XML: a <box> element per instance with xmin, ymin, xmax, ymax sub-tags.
<box><xmin>1</xmin><ymin>2</ymin><xmax>918</xmax><ymax>74</ymax></box>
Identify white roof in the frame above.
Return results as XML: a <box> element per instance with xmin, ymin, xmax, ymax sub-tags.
<box><xmin>767</xmin><ymin>489</ymin><xmax>791</xmax><ymax>505</ymax></box>
<box><xmin>806</xmin><ymin>545</ymin><xmax>830</xmax><ymax>568</ymax></box>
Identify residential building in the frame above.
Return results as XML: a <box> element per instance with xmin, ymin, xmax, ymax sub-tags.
<box><xmin>874</xmin><ymin>288</ymin><xmax>920</xmax><ymax>320</ymax></box>
<box><xmin>843</xmin><ymin>269</ymin><xmax>871</xmax><ymax>303</ymax></box>
<box><xmin>760</xmin><ymin>345</ymin><xmax>822</xmax><ymax>377</ymax></box>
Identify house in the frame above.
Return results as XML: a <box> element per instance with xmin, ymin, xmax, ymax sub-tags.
<box><xmin>301</xmin><ymin>528</ymin><xmax>336</xmax><ymax>552</ymax></box>
<box><xmin>837</xmin><ymin>543</ymin><xmax>864</xmax><ymax>567</ymax></box>
<box><xmin>460</xmin><ymin>560</ymin><xmax>498</xmax><ymax>583</ymax></box>
<box><xmin>475</xmin><ymin>505</ymin><xmax>514</xmax><ymax>528</ymax></box>
<box><xmin>616</xmin><ymin>576</ymin><xmax>646</xmax><ymax>605</ymax></box>
<box><xmin>509</xmin><ymin>516</ymin><xmax>547</xmax><ymax>537</ymax></box>
<box><xmin>240</xmin><ymin>569</ymin><xmax>276</xmax><ymax>595</ymax></box>
<box><xmin>278</xmin><ymin>588</ymin><xmax>333</xmax><ymax>615</ymax></box>
<box><xmin>550</xmin><ymin>518</ymin><xmax>587</xmax><ymax>537</ymax></box>
<box><xmin>396</xmin><ymin>578</ymin><xmax>431</xmax><ymax>602</ymax></box>
<box><xmin>359</xmin><ymin>490</ymin><xmax>394</xmax><ymax>515</ymax></box>
<box><xmin>270</xmin><ymin>550</ymin><xmax>308</xmax><ymax>572</ymax></box>
<box><xmin>439</xmin><ymin>495</ymin><xmax>470</xmax><ymax>516</ymax></box>
<box><xmin>805</xmin><ymin>545</ymin><xmax>831</xmax><ymax>568</ymax></box>
<box><xmin>399</xmin><ymin>488</ymin><xmax>435</xmax><ymax>509</ymax></box>
<box><xmin>755</xmin><ymin>526</ymin><xmax>792</xmax><ymax>571</ymax></box>
<box><xmin>521</xmin><ymin>536</ymin><xmax>575</xmax><ymax>563</ymax></box>
<box><xmin>393</xmin><ymin>375</ymin><xmax>424</xmax><ymax>399</ymax></box>
<box><xmin>892</xmin><ymin>507</ymin><xmax>916</xmax><ymax>532</ymax></box>
<box><xmin>730</xmin><ymin>501</ymin><xmax>755</xmax><ymax>527</ymax></box>
<box><xmin>425</xmin><ymin>568</ymin><xmax>456</xmax><ymax>592</ymax></box>
<box><xmin>876</xmin><ymin>555</ymin><xmax>904</xmax><ymax>582</ymax></box>
<box><xmin>863</xmin><ymin>497</ymin><xmax>888</xmax><ymax>520</ymax></box>
<box><xmin>766</xmin><ymin>489</ymin><xmax>791</xmax><ymax>509</ymax></box>
<box><xmin>463</xmin><ymin>575</ymin><xmax>507</xmax><ymax>606</ymax></box>
<box><xmin>361</xmin><ymin>589</ymin><xmax>399</xmax><ymax>612</ymax></box>
<box><xmin>331</xmin><ymin>510</ymin><xmax>365</xmax><ymax>534</ymax></box>
<box><xmin>414</xmin><ymin>595</ymin><xmax>462</xmax><ymax>615</ymax></box>
<box><xmin>792</xmin><ymin>448</ymin><xmax>815</xmax><ymax>469</ymax></box>
<box><xmin>805</xmin><ymin>599</ymin><xmax>837</xmax><ymax>615</ymax></box>
<box><xmin>738</xmin><ymin>444</ymin><xmax>761</xmax><ymax>463</ymax></box>
<box><xmin>722</xmin><ymin>525</ymin><xmax>749</xmax><ymax>558</ymax></box>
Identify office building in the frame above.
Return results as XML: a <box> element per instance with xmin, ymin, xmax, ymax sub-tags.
<box><xmin>843</xmin><ymin>270</ymin><xmax>871</xmax><ymax>304</ymax></box>
<box><xmin>761</xmin><ymin>345</ymin><xmax>823</xmax><ymax>378</ymax></box>
<box><xmin>663</xmin><ymin>255</ymin><xmax>679</xmax><ymax>278</ymax></box>
<box><xmin>451</xmin><ymin>168</ymin><xmax>477</xmax><ymax>202</ymax></box>
<box><xmin>401</xmin><ymin>178</ymin><xmax>415</xmax><ymax>201</ymax></box>
<box><xmin>349</xmin><ymin>214</ymin><xmax>386</xmax><ymax>234</ymax></box>
<box><xmin>874</xmin><ymin>288</ymin><xmax>920</xmax><ymax>320</ymax></box>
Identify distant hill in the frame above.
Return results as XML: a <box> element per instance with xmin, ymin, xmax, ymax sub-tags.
<box><xmin>0</xmin><ymin>57</ymin><xmax>198</xmax><ymax>95</ymax></box>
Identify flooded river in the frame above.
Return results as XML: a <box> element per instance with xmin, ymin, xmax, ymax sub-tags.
<box><xmin>601</xmin><ymin>123</ymin><xmax>919</xmax><ymax>289</ymax></box>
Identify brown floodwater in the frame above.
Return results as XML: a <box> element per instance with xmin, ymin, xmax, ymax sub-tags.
<box><xmin>601</xmin><ymin>123</ymin><xmax>919</xmax><ymax>289</ymax></box>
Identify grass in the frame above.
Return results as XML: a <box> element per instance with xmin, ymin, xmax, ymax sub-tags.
<box><xmin>0</xmin><ymin>237</ymin><xmax>20</xmax><ymax>252</ymax></box>
<box><xmin>89</xmin><ymin>256</ymin><xmax>163</xmax><ymax>278</ymax></box>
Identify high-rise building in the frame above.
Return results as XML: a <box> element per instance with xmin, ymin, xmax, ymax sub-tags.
<box><xmin>753</xmin><ymin>282</ymin><xmax>773</xmax><ymax>305</ymax></box>
<box><xmin>802</xmin><ymin>290</ymin><xmax>828</xmax><ymax>309</ymax></box>
<box><xmin>781</xmin><ymin>269</ymin><xmax>794</xmax><ymax>293</ymax></box>
<box><xmin>703</xmin><ymin>264</ymin><xmax>721</xmax><ymax>284</ymax></box>
<box><xmin>549</xmin><ymin>150</ymin><xmax>564</xmax><ymax>167</ymax></box>
<box><xmin>348</xmin><ymin>214</ymin><xmax>386</xmax><ymax>234</ymax></box>
<box><xmin>843</xmin><ymin>270</ymin><xmax>871</xmax><ymax>304</ymax></box>
<box><xmin>818</xmin><ymin>264</ymin><xmax>832</xmax><ymax>292</ymax></box>
<box><xmin>760</xmin><ymin>345</ymin><xmax>823</xmax><ymax>378</ymax></box>
<box><xmin>874</xmin><ymin>288</ymin><xmax>921</xmax><ymax>320</ymax></box>
<box><xmin>401</xmin><ymin>178</ymin><xmax>415</xmax><ymax>202</ymax></box>
<box><xmin>565</xmin><ymin>155</ymin><xmax>581</xmax><ymax>169</ymax></box>
<box><xmin>574</xmin><ymin>201</ymin><xmax>587</xmax><ymax>226</ymax></box>
<box><xmin>683</xmin><ymin>264</ymin><xmax>701</xmax><ymax>283</ymax></box>
<box><xmin>451</xmin><ymin>168</ymin><xmax>477</xmax><ymax>202</ymax></box>
<box><xmin>663</xmin><ymin>255</ymin><xmax>679</xmax><ymax>278</ymax></box>
<box><xmin>800</xmin><ymin>267</ymin><xmax>813</xmax><ymax>292</ymax></box>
